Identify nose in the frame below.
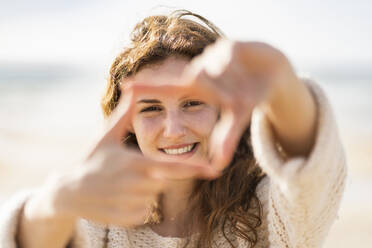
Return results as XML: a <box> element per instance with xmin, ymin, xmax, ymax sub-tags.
<box><xmin>163</xmin><ymin>111</ymin><xmax>186</xmax><ymax>139</ymax></box>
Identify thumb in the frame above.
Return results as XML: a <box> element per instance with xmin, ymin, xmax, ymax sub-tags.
<box><xmin>87</xmin><ymin>87</ymin><xmax>136</xmax><ymax>159</ymax></box>
<box><xmin>209</xmin><ymin>109</ymin><xmax>251</xmax><ymax>170</ymax></box>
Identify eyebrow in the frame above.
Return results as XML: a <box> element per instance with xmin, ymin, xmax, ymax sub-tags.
<box><xmin>136</xmin><ymin>99</ymin><xmax>161</xmax><ymax>104</ymax></box>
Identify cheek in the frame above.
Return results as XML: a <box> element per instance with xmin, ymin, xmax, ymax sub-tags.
<box><xmin>185</xmin><ymin>109</ymin><xmax>218</xmax><ymax>137</ymax></box>
<box><xmin>132</xmin><ymin>117</ymin><xmax>162</xmax><ymax>151</ymax></box>
<box><xmin>183</xmin><ymin>109</ymin><xmax>217</xmax><ymax>157</ymax></box>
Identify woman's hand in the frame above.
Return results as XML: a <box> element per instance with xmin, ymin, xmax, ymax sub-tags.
<box><xmin>180</xmin><ymin>39</ymin><xmax>317</xmax><ymax>170</ymax></box>
<box><xmin>49</xmin><ymin>86</ymin><xmax>219</xmax><ymax>227</ymax></box>
<box><xmin>18</xmin><ymin>85</ymin><xmax>220</xmax><ymax>248</ymax></box>
<box><xmin>21</xmin><ymin>87</ymin><xmax>218</xmax><ymax>233</ymax></box>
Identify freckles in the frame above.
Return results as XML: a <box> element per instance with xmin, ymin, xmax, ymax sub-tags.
<box><xmin>135</xmin><ymin>117</ymin><xmax>162</xmax><ymax>139</ymax></box>
<box><xmin>132</xmin><ymin>117</ymin><xmax>163</xmax><ymax>156</ymax></box>
<box><xmin>185</xmin><ymin>110</ymin><xmax>218</xmax><ymax>135</ymax></box>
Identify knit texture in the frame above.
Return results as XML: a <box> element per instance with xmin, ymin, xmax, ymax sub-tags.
<box><xmin>0</xmin><ymin>80</ymin><xmax>347</xmax><ymax>248</ymax></box>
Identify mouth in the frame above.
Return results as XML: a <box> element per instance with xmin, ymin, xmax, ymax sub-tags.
<box><xmin>159</xmin><ymin>142</ymin><xmax>199</xmax><ymax>156</ymax></box>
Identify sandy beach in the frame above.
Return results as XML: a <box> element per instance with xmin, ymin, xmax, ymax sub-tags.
<box><xmin>323</xmin><ymin>131</ymin><xmax>372</xmax><ymax>247</ymax></box>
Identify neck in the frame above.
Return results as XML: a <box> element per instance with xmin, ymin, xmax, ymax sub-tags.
<box><xmin>163</xmin><ymin>179</ymin><xmax>193</xmax><ymax>219</ymax></box>
<box><xmin>151</xmin><ymin>179</ymin><xmax>198</xmax><ymax>237</ymax></box>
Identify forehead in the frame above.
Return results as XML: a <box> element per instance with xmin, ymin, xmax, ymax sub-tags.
<box><xmin>132</xmin><ymin>57</ymin><xmax>189</xmax><ymax>86</ymax></box>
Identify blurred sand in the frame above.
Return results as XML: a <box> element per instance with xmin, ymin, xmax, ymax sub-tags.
<box><xmin>322</xmin><ymin>131</ymin><xmax>372</xmax><ymax>247</ymax></box>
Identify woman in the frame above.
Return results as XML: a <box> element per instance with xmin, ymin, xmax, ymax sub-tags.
<box><xmin>0</xmin><ymin>10</ymin><xmax>346</xmax><ymax>248</ymax></box>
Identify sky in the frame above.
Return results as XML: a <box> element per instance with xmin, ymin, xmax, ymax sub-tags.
<box><xmin>1</xmin><ymin>0</ymin><xmax>371</xmax><ymax>70</ymax></box>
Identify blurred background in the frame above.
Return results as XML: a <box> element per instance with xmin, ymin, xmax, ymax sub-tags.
<box><xmin>0</xmin><ymin>0</ymin><xmax>371</xmax><ymax>247</ymax></box>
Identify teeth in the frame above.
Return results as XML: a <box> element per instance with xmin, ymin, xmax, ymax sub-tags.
<box><xmin>163</xmin><ymin>144</ymin><xmax>194</xmax><ymax>155</ymax></box>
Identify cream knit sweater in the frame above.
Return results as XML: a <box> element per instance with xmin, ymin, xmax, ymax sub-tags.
<box><xmin>0</xmin><ymin>80</ymin><xmax>347</xmax><ymax>248</ymax></box>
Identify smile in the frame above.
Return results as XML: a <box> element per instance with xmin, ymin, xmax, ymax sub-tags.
<box><xmin>160</xmin><ymin>143</ymin><xmax>198</xmax><ymax>155</ymax></box>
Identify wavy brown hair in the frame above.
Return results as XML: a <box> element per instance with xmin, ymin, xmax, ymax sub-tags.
<box><xmin>101</xmin><ymin>10</ymin><xmax>266</xmax><ymax>248</ymax></box>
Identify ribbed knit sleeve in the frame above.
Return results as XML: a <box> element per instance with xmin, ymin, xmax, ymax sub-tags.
<box><xmin>251</xmin><ymin>79</ymin><xmax>347</xmax><ymax>247</ymax></box>
<box><xmin>0</xmin><ymin>189</ymin><xmax>81</xmax><ymax>248</ymax></box>
<box><xmin>0</xmin><ymin>191</ymin><xmax>34</xmax><ymax>248</ymax></box>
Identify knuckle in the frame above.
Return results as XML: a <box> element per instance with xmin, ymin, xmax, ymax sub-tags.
<box><xmin>122</xmin><ymin>208</ymin><xmax>149</xmax><ymax>227</ymax></box>
<box><xmin>251</xmin><ymin>41</ymin><xmax>271</xmax><ymax>49</ymax></box>
<box><xmin>91</xmin><ymin>147</ymin><xmax>122</xmax><ymax>168</ymax></box>
<box><xmin>150</xmin><ymin>178</ymin><xmax>165</xmax><ymax>190</ymax></box>
<box><xmin>231</xmin><ymin>41</ymin><xmax>245</xmax><ymax>56</ymax></box>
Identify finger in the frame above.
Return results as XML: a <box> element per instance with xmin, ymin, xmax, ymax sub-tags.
<box><xmin>127</xmin><ymin>83</ymin><xmax>182</xmax><ymax>96</ymax></box>
<box><xmin>86</xmin><ymin>91</ymin><xmax>136</xmax><ymax>159</ymax></box>
<box><xmin>181</xmin><ymin>68</ymin><xmax>234</xmax><ymax>107</ymax></box>
<box><xmin>99</xmin><ymin>186</ymin><xmax>158</xmax><ymax>206</ymax></box>
<box><xmin>101</xmin><ymin>206</ymin><xmax>149</xmax><ymax>227</ymax></box>
<box><xmin>100</xmin><ymin>87</ymin><xmax>136</xmax><ymax>145</ymax></box>
<box><xmin>149</xmin><ymin>161</ymin><xmax>220</xmax><ymax>180</ymax></box>
<box><xmin>120</xmin><ymin>206</ymin><xmax>149</xmax><ymax>227</ymax></box>
<box><xmin>128</xmin><ymin>177</ymin><xmax>166</xmax><ymax>194</ymax></box>
<box><xmin>129</xmin><ymin>151</ymin><xmax>219</xmax><ymax>180</ymax></box>
<box><xmin>115</xmin><ymin>194</ymin><xmax>157</xmax><ymax>210</ymax></box>
<box><xmin>127</xmin><ymin>67</ymin><xmax>232</xmax><ymax>109</ymax></box>
<box><xmin>209</xmin><ymin>110</ymin><xmax>252</xmax><ymax>170</ymax></box>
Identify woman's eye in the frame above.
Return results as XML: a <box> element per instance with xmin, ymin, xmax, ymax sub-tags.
<box><xmin>183</xmin><ymin>100</ymin><xmax>204</xmax><ymax>108</ymax></box>
<box><xmin>140</xmin><ymin>106</ymin><xmax>162</xmax><ymax>113</ymax></box>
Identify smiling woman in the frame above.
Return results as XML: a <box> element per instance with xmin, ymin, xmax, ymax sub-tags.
<box><xmin>0</xmin><ymin>9</ymin><xmax>346</xmax><ymax>248</ymax></box>
<box><xmin>128</xmin><ymin>58</ymin><xmax>219</xmax><ymax>163</ymax></box>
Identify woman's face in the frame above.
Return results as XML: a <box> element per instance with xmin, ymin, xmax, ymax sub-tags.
<box><xmin>126</xmin><ymin>57</ymin><xmax>219</xmax><ymax>163</ymax></box>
